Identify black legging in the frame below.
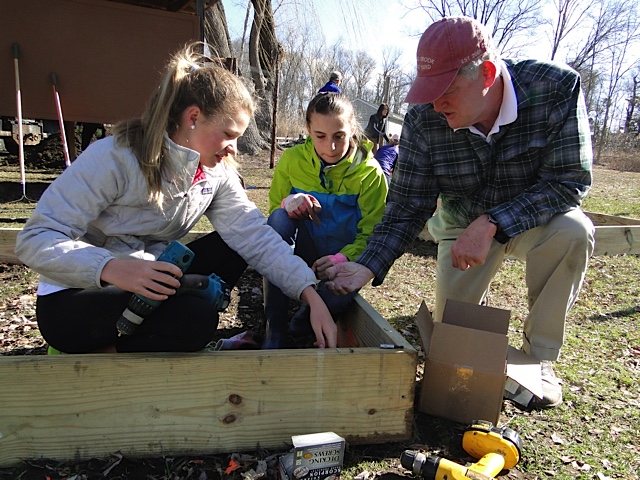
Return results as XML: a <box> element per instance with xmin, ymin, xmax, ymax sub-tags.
<box><xmin>36</xmin><ymin>232</ymin><xmax>247</xmax><ymax>353</ymax></box>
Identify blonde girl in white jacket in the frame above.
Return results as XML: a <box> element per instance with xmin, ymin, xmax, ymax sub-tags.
<box><xmin>15</xmin><ymin>43</ymin><xmax>336</xmax><ymax>353</ymax></box>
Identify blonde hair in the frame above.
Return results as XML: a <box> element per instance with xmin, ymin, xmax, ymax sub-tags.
<box><xmin>305</xmin><ymin>93</ymin><xmax>366</xmax><ymax>157</ymax></box>
<box><xmin>111</xmin><ymin>42</ymin><xmax>254</xmax><ymax>203</ymax></box>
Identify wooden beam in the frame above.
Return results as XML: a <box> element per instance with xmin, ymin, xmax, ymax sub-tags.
<box><xmin>2</xmin><ymin>213</ymin><xmax>639</xmax><ymax>266</ymax></box>
<box><xmin>0</xmin><ymin>296</ymin><xmax>417</xmax><ymax>467</ymax></box>
<box><xmin>585</xmin><ymin>211</ymin><xmax>640</xmax><ymax>226</ymax></box>
<box><xmin>417</xmin><ymin>212</ymin><xmax>640</xmax><ymax>256</ymax></box>
<box><xmin>0</xmin><ymin>228</ymin><xmax>21</xmax><ymax>265</ymax></box>
<box><xmin>592</xmin><ymin>225</ymin><xmax>640</xmax><ymax>255</ymax></box>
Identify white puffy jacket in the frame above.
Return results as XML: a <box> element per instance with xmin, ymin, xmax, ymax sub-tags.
<box><xmin>15</xmin><ymin>135</ymin><xmax>316</xmax><ymax>299</ymax></box>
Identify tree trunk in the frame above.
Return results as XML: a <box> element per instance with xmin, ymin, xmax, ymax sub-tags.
<box><xmin>248</xmin><ymin>0</ymin><xmax>280</xmax><ymax>146</ymax></box>
<box><xmin>204</xmin><ymin>2</ymin><xmax>263</xmax><ymax>155</ymax></box>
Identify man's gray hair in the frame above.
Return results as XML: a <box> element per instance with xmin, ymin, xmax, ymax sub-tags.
<box><xmin>458</xmin><ymin>50</ymin><xmax>501</xmax><ymax>81</ymax></box>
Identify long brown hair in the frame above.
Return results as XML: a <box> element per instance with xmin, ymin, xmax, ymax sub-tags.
<box><xmin>306</xmin><ymin>93</ymin><xmax>368</xmax><ymax>158</ymax></box>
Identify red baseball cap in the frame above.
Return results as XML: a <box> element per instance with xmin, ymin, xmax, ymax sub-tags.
<box><xmin>405</xmin><ymin>16</ymin><xmax>490</xmax><ymax>104</ymax></box>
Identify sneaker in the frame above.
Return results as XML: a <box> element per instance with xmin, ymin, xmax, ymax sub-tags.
<box><xmin>505</xmin><ymin>360</ymin><xmax>563</xmax><ymax>409</ymax></box>
<box><xmin>528</xmin><ymin>361</ymin><xmax>563</xmax><ymax>409</ymax></box>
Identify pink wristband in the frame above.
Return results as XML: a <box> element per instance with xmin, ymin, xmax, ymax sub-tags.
<box><xmin>328</xmin><ymin>253</ymin><xmax>348</xmax><ymax>264</ymax></box>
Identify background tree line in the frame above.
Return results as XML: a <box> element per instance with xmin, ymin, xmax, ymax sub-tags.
<box><xmin>207</xmin><ymin>0</ymin><xmax>639</xmax><ymax>164</ymax></box>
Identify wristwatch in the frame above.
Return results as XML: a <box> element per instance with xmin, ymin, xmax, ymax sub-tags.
<box><xmin>487</xmin><ymin>214</ymin><xmax>510</xmax><ymax>244</ymax></box>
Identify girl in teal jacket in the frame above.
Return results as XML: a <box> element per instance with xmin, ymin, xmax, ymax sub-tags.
<box><xmin>263</xmin><ymin>93</ymin><xmax>388</xmax><ymax>349</ymax></box>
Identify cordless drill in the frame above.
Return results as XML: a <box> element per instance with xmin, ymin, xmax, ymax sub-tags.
<box><xmin>115</xmin><ymin>241</ymin><xmax>231</xmax><ymax>335</ymax></box>
<box><xmin>400</xmin><ymin>420</ymin><xmax>522</xmax><ymax>480</ymax></box>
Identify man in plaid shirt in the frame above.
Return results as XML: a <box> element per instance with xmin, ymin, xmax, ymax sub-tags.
<box><xmin>326</xmin><ymin>16</ymin><xmax>595</xmax><ymax>409</ymax></box>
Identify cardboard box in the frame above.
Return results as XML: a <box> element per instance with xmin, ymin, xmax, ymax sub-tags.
<box><xmin>278</xmin><ymin>432</ymin><xmax>345</xmax><ymax>480</ymax></box>
<box><xmin>0</xmin><ymin>295</ymin><xmax>416</xmax><ymax>468</ymax></box>
<box><xmin>415</xmin><ymin>299</ymin><xmax>542</xmax><ymax>425</ymax></box>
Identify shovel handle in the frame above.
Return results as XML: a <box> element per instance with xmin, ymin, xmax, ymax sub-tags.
<box><xmin>12</xmin><ymin>43</ymin><xmax>19</xmax><ymax>60</ymax></box>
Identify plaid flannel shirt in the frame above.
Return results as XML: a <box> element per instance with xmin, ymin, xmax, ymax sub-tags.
<box><xmin>358</xmin><ymin>59</ymin><xmax>593</xmax><ymax>285</ymax></box>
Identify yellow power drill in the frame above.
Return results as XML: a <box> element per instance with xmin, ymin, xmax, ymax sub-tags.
<box><xmin>400</xmin><ymin>420</ymin><xmax>522</xmax><ymax>480</ymax></box>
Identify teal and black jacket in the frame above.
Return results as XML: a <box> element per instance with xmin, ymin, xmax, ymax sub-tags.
<box><xmin>269</xmin><ymin>136</ymin><xmax>388</xmax><ymax>259</ymax></box>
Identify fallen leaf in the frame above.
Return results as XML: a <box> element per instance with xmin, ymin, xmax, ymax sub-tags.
<box><xmin>225</xmin><ymin>459</ymin><xmax>241</xmax><ymax>474</ymax></box>
<box><xmin>102</xmin><ymin>453</ymin><xmax>123</xmax><ymax>476</ymax></box>
<box><xmin>572</xmin><ymin>461</ymin><xmax>591</xmax><ymax>472</ymax></box>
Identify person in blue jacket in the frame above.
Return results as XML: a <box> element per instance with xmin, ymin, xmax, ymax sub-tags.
<box><xmin>318</xmin><ymin>71</ymin><xmax>342</xmax><ymax>93</ymax></box>
<box><xmin>374</xmin><ymin>133</ymin><xmax>399</xmax><ymax>184</ymax></box>
<box><xmin>262</xmin><ymin>92</ymin><xmax>388</xmax><ymax>349</ymax></box>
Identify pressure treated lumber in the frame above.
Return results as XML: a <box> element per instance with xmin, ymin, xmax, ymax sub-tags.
<box><xmin>418</xmin><ymin>211</ymin><xmax>640</xmax><ymax>256</ymax></box>
<box><xmin>0</xmin><ymin>296</ymin><xmax>417</xmax><ymax>467</ymax></box>
<box><xmin>2</xmin><ymin>214</ymin><xmax>639</xmax><ymax>265</ymax></box>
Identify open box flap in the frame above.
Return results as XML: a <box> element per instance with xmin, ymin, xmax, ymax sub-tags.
<box><xmin>442</xmin><ymin>299</ymin><xmax>510</xmax><ymax>335</ymax></box>
<box><xmin>415</xmin><ymin>301</ymin><xmax>435</xmax><ymax>357</ymax></box>
<box><xmin>506</xmin><ymin>346</ymin><xmax>543</xmax><ymax>399</ymax></box>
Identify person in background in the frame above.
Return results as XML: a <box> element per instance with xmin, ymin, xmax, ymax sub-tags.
<box><xmin>15</xmin><ymin>42</ymin><xmax>337</xmax><ymax>354</ymax></box>
<box><xmin>364</xmin><ymin>103</ymin><xmax>390</xmax><ymax>154</ymax></box>
<box><xmin>374</xmin><ymin>133</ymin><xmax>399</xmax><ymax>184</ymax></box>
<box><xmin>262</xmin><ymin>92</ymin><xmax>388</xmax><ymax>349</ymax></box>
<box><xmin>326</xmin><ymin>16</ymin><xmax>594</xmax><ymax>409</ymax></box>
<box><xmin>318</xmin><ymin>71</ymin><xmax>342</xmax><ymax>93</ymax></box>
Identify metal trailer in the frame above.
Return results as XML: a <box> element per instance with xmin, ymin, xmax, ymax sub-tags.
<box><xmin>0</xmin><ymin>0</ymin><xmax>205</xmax><ymax>154</ymax></box>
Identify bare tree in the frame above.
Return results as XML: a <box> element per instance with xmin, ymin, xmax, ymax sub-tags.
<box><xmin>205</xmin><ymin>2</ymin><xmax>263</xmax><ymax>154</ymax></box>
<box><xmin>351</xmin><ymin>51</ymin><xmax>377</xmax><ymax>100</ymax></box>
<box><xmin>623</xmin><ymin>71</ymin><xmax>639</xmax><ymax>134</ymax></box>
<box><xmin>415</xmin><ymin>0</ymin><xmax>545</xmax><ymax>54</ymax></box>
<box><xmin>378</xmin><ymin>46</ymin><xmax>403</xmax><ymax>110</ymax></box>
<box><xmin>593</xmin><ymin>14</ymin><xmax>640</xmax><ymax>162</ymax></box>
<box><xmin>566</xmin><ymin>0</ymin><xmax>640</xmax><ymax>118</ymax></box>
<box><xmin>547</xmin><ymin>0</ymin><xmax>592</xmax><ymax>60</ymax></box>
<box><xmin>248</xmin><ymin>0</ymin><xmax>281</xmax><ymax>136</ymax></box>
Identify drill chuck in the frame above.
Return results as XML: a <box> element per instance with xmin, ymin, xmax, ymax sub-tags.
<box><xmin>116</xmin><ymin>241</ymin><xmax>195</xmax><ymax>336</ymax></box>
<box><xmin>116</xmin><ymin>295</ymin><xmax>158</xmax><ymax>335</ymax></box>
<box><xmin>400</xmin><ymin>450</ymin><xmax>439</xmax><ymax>478</ymax></box>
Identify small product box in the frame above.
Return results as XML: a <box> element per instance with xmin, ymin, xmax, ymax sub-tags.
<box><xmin>415</xmin><ymin>299</ymin><xmax>543</xmax><ymax>425</ymax></box>
<box><xmin>279</xmin><ymin>432</ymin><xmax>345</xmax><ymax>480</ymax></box>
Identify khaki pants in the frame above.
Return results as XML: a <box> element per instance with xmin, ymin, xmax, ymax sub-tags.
<box><xmin>427</xmin><ymin>208</ymin><xmax>595</xmax><ymax>361</ymax></box>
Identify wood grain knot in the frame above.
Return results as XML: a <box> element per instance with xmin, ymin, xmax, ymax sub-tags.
<box><xmin>222</xmin><ymin>414</ymin><xmax>237</xmax><ymax>424</ymax></box>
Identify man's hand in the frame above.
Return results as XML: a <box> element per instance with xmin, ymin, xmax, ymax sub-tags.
<box><xmin>325</xmin><ymin>262</ymin><xmax>374</xmax><ymax>295</ymax></box>
<box><xmin>283</xmin><ymin>193</ymin><xmax>322</xmax><ymax>226</ymax></box>
<box><xmin>312</xmin><ymin>253</ymin><xmax>348</xmax><ymax>280</ymax></box>
<box><xmin>300</xmin><ymin>286</ymin><xmax>337</xmax><ymax>348</ymax></box>
<box><xmin>450</xmin><ymin>214</ymin><xmax>497</xmax><ymax>270</ymax></box>
<box><xmin>100</xmin><ymin>258</ymin><xmax>182</xmax><ymax>299</ymax></box>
